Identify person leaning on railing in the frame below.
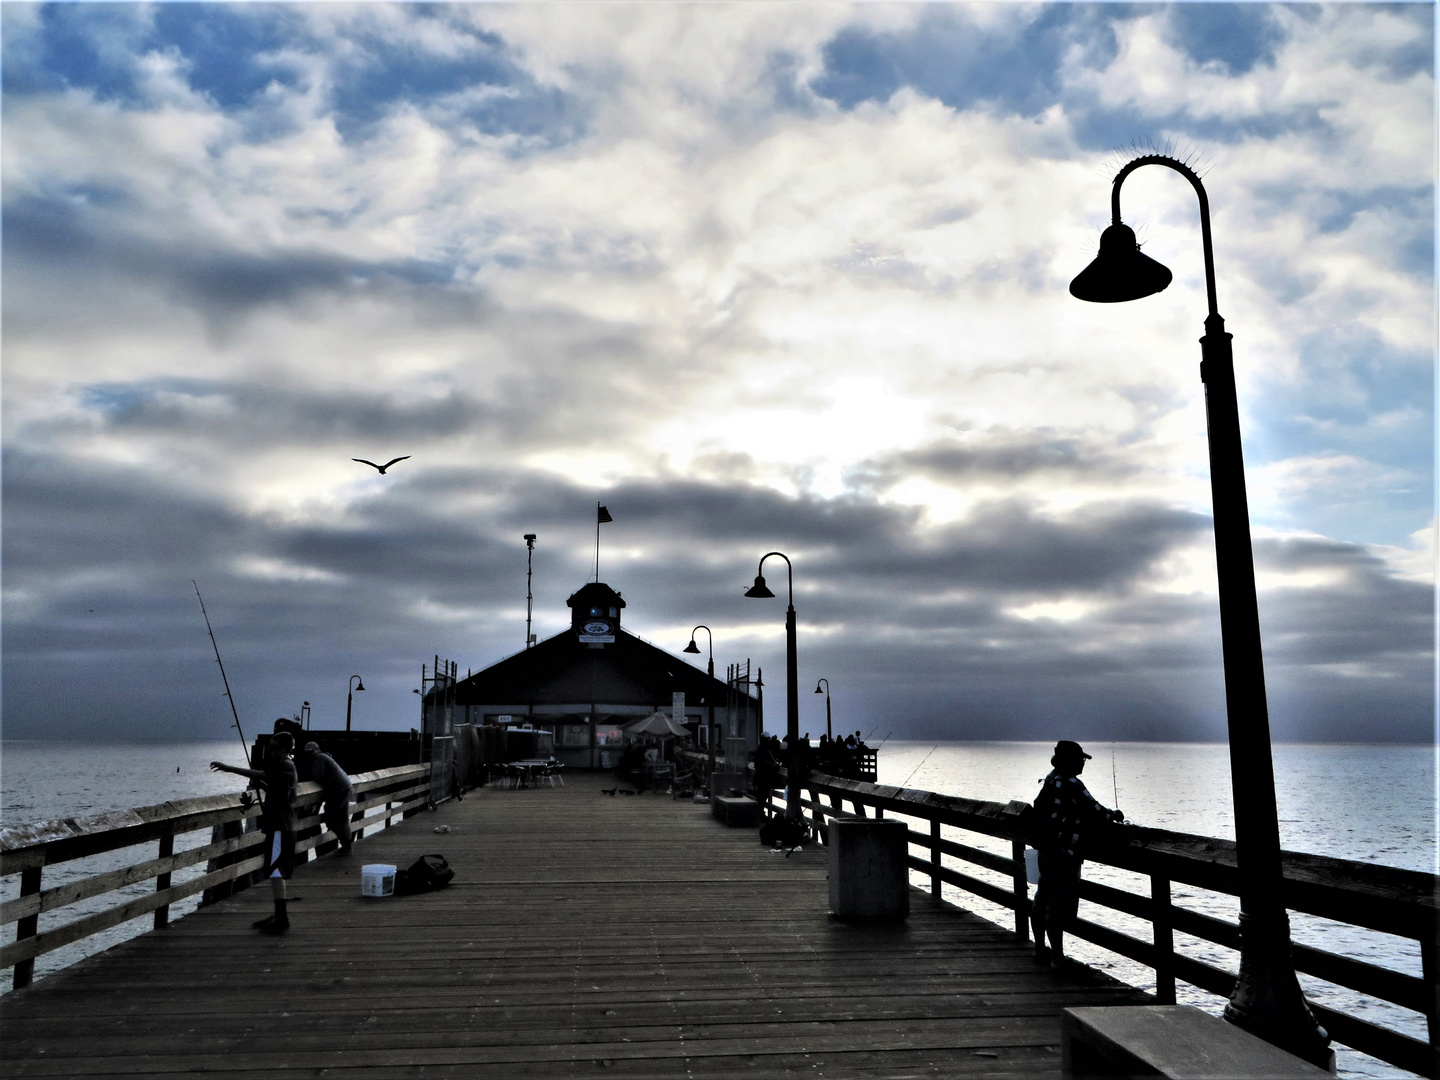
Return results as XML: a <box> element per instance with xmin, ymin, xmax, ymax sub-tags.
<box><xmin>297</xmin><ymin>742</ymin><xmax>354</xmax><ymax>855</ymax></box>
<box><xmin>1027</xmin><ymin>740</ymin><xmax>1124</xmax><ymax>969</ymax></box>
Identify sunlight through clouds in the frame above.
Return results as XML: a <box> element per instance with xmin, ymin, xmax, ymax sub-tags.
<box><xmin>1</xmin><ymin>3</ymin><xmax>1431</xmax><ymax>742</ymax></box>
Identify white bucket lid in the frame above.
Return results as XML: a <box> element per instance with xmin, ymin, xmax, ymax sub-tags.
<box><xmin>361</xmin><ymin>864</ymin><xmax>396</xmax><ymax>875</ymax></box>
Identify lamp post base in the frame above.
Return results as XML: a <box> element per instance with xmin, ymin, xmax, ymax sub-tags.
<box><xmin>1224</xmin><ymin>912</ymin><xmax>1334</xmax><ymax>1071</ymax></box>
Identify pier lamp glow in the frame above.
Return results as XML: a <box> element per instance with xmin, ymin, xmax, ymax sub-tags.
<box><xmin>813</xmin><ymin>679</ymin><xmax>832</xmax><ymax>741</ymax></box>
<box><xmin>1070</xmin><ymin>154</ymin><xmax>1331</xmax><ymax>1069</ymax></box>
<box><xmin>345</xmin><ymin>675</ymin><xmax>366</xmax><ymax>733</ymax></box>
<box><xmin>685</xmin><ymin>625</ymin><xmax>717</xmax><ymax>772</ymax></box>
<box><xmin>745</xmin><ymin>553</ymin><xmax>801</xmax><ymax>823</ymax></box>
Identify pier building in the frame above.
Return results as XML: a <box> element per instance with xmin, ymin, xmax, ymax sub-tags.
<box><xmin>421</xmin><ymin>581</ymin><xmax>761</xmax><ymax>770</ymax></box>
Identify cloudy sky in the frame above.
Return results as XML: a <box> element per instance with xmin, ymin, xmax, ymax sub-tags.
<box><xmin>2</xmin><ymin>2</ymin><xmax>1433</xmax><ymax>746</ymax></box>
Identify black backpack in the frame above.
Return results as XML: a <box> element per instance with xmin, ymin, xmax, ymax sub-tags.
<box><xmin>393</xmin><ymin>854</ymin><xmax>455</xmax><ymax>895</ymax></box>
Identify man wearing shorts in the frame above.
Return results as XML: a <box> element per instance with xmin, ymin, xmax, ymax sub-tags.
<box><xmin>212</xmin><ymin>731</ymin><xmax>299</xmax><ymax>935</ymax></box>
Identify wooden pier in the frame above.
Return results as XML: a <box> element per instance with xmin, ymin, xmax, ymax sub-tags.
<box><xmin>1</xmin><ymin>774</ymin><xmax>1147</xmax><ymax>1079</ymax></box>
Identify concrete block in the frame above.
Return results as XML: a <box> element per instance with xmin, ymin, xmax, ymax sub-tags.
<box><xmin>713</xmin><ymin>795</ymin><xmax>762</xmax><ymax>827</ymax></box>
<box><xmin>710</xmin><ymin>771</ymin><xmax>746</xmax><ymax>798</ymax></box>
<box><xmin>827</xmin><ymin>817</ymin><xmax>909</xmax><ymax>923</ymax></box>
<box><xmin>1062</xmin><ymin>1005</ymin><xmax>1335</xmax><ymax>1079</ymax></box>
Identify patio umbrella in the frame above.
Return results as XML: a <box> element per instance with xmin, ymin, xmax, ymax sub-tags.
<box><xmin>623</xmin><ymin>712</ymin><xmax>691</xmax><ymax>738</ymax></box>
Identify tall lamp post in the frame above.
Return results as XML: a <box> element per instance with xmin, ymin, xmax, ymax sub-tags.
<box><xmin>345</xmin><ymin>674</ymin><xmax>366</xmax><ymax>733</ymax></box>
<box><xmin>1070</xmin><ymin>154</ymin><xmax>1331</xmax><ymax>1068</ymax></box>
<box><xmin>684</xmin><ymin>625</ymin><xmax>717</xmax><ymax>773</ymax></box>
<box><xmin>524</xmin><ymin>533</ymin><xmax>537</xmax><ymax>649</ymax></box>
<box><xmin>813</xmin><ymin>679</ymin><xmax>832</xmax><ymax>740</ymax></box>
<box><xmin>744</xmin><ymin>552</ymin><xmax>800</xmax><ymax>822</ymax></box>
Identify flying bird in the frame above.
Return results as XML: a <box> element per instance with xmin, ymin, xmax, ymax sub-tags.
<box><xmin>352</xmin><ymin>456</ymin><xmax>410</xmax><ymax>474</ymax></box>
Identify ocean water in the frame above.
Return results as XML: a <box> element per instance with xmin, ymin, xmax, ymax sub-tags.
<box><xmin>2</xmin><ymin>739</ymin><xmax>1434</xmax><ymax>1077</ymax></box>
<box><xmin>871</xmin><ymin>741</ymin><xmax>1436</xmax><ymax>1080</ymax></box>
<box><xmin>1</xmin><ymin>740</ymin><xmax>299</xmax><ymax>989</ymax></box>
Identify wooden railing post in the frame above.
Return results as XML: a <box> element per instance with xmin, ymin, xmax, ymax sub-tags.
<box><xmin>809</xmin><ymin>785</ymin><xmax>826</xmax><ymax>844</ymax></box>
<box><xmin>1420</xmin><ymin>928</ymin><xmax>1438</xmax><ymax>1079</ymax></box>
<box><xmin>852</xmin><ymin>799</ymin><xmax>866</xmax><ymax>819</ymax></box>
<box><xmin>13</xmin><ymin>866</ymin><xmax>42</xmax><ymax>989</ymax></box>
<box><xmin>153</xmin><ymin>831</ymin><xmax>175</xmax><ymax>930</ymax></box>
<box><xmin>930</xmin><ymin>819</ymin><xmax>942</xmax><ymax>903</ymax></box>
<box><xmin>1152</xmin><ymin>874</ymin><xmax>1176</xmax><ymax>1005</ymax></box>
<box><xmin>1010</xmin><ymin>838</ymin><xmax>1028</xmax><ymax>940</ymax></box>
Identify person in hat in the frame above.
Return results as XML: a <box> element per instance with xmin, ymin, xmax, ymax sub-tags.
<box><xmin>1027</xmin><ymin>740</ymin><xmax>1124</xmax><ymax>968</ymax></box>
<box><xmin>211</xmin><ymin>731</ymin><xmax>299</xmax><ymax>935</ymax></box>
<box><xmin>297</xmin><ymin>741</ymin><xmax>354</xmax><ymax>855</ymax></box>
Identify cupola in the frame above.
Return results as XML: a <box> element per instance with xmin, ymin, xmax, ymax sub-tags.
<box><xmin>566</xmin><ymin>582</ymin><xmax>626</xmax><ymax>643</ymax></box>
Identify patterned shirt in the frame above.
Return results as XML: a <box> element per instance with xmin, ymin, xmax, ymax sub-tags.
<box><xmin>1032</xmin><ymin>770</ymin><xmax>1113</xmax><ymax>858</ymax></box>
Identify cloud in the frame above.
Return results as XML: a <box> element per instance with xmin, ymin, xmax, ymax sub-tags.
<box><xmin>1</xmin><ymin>3</ymin><xmax>1431</xmax><ymax>747</ymax></box>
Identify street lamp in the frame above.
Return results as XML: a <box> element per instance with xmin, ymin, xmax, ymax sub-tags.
<box><xmin>524</xmin><ymin>533</ymin><xmax>538</xmax><ymax>649</ymax></box>
<box><xmin>813</xmin><ymin>679</ymin><xmax>832</xmax><ymax>741</ymax></box>
<box><xmin>1071</xmin><ymin>153</ymin><xmax>1331</xmax><ymax>1068</ymax></box>
<box><xmin>684</xmin><ymin>625</ymin><xmax>717</xmax><ymax>772</ymax></box>
<box><xmin>745</xmin><ymin>552</ymin><xmax>800</xmax><ymax>822</ymax></box>
<box><xmin>345</xmin><ymin>675</ymin><xmax>366</xmax><ymax>733</ymax></box>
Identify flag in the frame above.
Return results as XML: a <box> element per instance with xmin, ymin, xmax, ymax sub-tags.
<box><xmin>597</xmin><ymin>505</ymin><xmax>613</xmax><ymax>524</ymax></box>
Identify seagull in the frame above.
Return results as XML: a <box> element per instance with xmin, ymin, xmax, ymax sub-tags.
<box><xmin>352</xmin><ymin>456</ymin><xmax>410</xmax><ymax>474</ymax></box>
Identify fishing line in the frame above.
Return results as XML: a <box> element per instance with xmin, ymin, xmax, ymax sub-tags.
<box><xmin>900</xmin><ymin>746</ymin><xmax>937</xmax><ymax>788</ymax></box>
<box><xmin>193</xmin><ymin>581</ymin><xmax>250</xmax><ymax>766</ymax></box>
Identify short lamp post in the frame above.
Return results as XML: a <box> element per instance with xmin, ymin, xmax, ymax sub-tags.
<box><xmin>345</xmin><ymin>674</ymin><xmax>366</xmax><ymax>733</ymax></box>
<box><xmin>745</xmin><ymin>552</ymin><xmax>800</xmax><ymax>821</ymax></box>
<box><xmin>813</xmin><ymin>678</ymin><xmax>832</xmax><ymax>740</ymax></box>
<box><xmin>684</xmin><ymin>625</ymin><xmax>717</xmax><ymax>772</ymax></box>
<box><xmin>1070</xmin><ymin>154</ymin><xmax>1331</xmax><ymax>1069</ymax></box>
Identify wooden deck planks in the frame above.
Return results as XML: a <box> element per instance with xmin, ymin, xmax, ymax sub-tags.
<box><xmin>1</xmin><ymin>775</ymin><xmax>1148</xmax><ymax>1078</ymax></box>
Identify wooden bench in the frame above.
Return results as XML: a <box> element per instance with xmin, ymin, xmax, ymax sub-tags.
<box><xmin>1062</xmin><ymin>1005</ymin><xmax>1335</xmax><ymax>1079</ymax></box>
<box><xmin>712</xmin><ymin>795</ymin><xmax>761</xmax><ymax>827</ymax></box>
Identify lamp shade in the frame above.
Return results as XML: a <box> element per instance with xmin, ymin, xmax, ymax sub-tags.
<box><xmin>745</xmin><ymin>575</ymin><xmax>775</xmax><ymax>599</ymax></box>
<box><xmin>354</xmin><ymin>678</ymin><xmax>365</xmax><ymax>692</ymax></box>
<box><xmin>1070</xmin><ymin>222</ymin><xmax>1172</xmax><ymax>303</ymax></box>
<box><xmin>683</xmin><ymin>639</ymin><xmax>700</xmax><ymax>654</ymax></box>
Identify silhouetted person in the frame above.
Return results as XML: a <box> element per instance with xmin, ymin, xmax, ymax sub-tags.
<box><xmin>1028</xmin><ymin>740</ymin><xmax>1123</xmax><ymax>967</ymax></box>
<box><xmin>298</xmin><ymin>741</ymin><xmax>353</xmax><ymax>854</ymax></box>
<box><xmin>752</xmin><ymin>736</ymin><xmax>781</xmax><ymax>798</ymax></box>
<box><xmin>212</xmin><ymin>731</ymin><xmax>298</xmax><ymax>934</ymax></box>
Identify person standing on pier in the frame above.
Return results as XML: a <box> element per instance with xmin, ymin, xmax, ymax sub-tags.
<box><xmin>1028</xmin><ymin>740</ymin><xmax>1123</xmax><ymax>968</ymax></box>
<box><xmin>298</xmin><ymin>741</ymin><xmax>354</xmax><ymax>855</ymax></box>
<box><xmin>212</xmin><ymin>731</ymin><xmax>299</xmax><ymax>935</ymax></box>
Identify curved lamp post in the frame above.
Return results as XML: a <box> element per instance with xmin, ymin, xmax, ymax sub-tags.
<box><xmin>745</xmin><ymin>552</ymin><xmax>800</xmax><ymax>821</ymax></box>
<box><xmin>345</xmin><ymin>674</ymin><xmax>366</xmax><ymax>733</ymax></box>
<box><xmin>684</xmin><ymin>625</ymin><xmax>717</xmax><ymax>771</ymax></box>
<box><xmin>813</xmin><ymin>679</ymin><xmax>832</xmax><ymax>741</ymax></box>
<box><xmin>1071</xmin><ymin>154</ymin><xmax>1331</xmax><ymax>1068</ymax></box>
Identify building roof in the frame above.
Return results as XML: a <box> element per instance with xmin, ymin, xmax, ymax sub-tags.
<box><xmin>452</xmin><ymin>626</ymin><xmax>730</xmax><ymax>709</ymax></box>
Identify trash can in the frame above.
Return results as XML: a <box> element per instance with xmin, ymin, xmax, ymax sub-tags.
<box><xmin>828</xmin><ymin>817</ymin><xmax>909</xmax><ymax>922</ymax></box>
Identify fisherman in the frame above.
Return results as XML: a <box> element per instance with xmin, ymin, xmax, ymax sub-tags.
<box><xmin>211</xmin><ymin>731</ymin><xmax>299</xmax><ymax>935</ymax></box>
<box><xmin>297</xmin><ymin>741</ymin><xmax>354</xmax><ymax>855</ymax></box>
<box><xmin>1028</xmin><ymin>740</ymin><xmax>1124</xmax><ymax>968</ymax></box>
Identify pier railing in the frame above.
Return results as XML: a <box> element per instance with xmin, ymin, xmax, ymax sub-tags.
<box><xmin>0</xmin><ymin>763</ymin><xmax>433</xmax><ymax>991</ymax></box>
<box><xmin>764</xmin><ymin>771</ymin><xmax>1437</xmax><ymax>1079</ymax></box>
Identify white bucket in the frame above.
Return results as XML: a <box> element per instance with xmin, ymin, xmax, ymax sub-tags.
<box><xmin>361</xmin><ymin>864</ymin><xmax>396</xmax><ymax>897</ymax></box>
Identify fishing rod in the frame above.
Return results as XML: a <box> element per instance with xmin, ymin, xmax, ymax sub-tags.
<box><xmin>193</xmin><ymin>581</ymin><xmax>250</xmax><ymax>767</ymax></box>
<box><xmin>874</xmin><ymin>730</ymin><xmax>894</xmax><ymax>751</ymax></box>
<box><xmin>1111</xmin><ymin>741</ymin><xmax>1125</xmax><ymax>824</ymax></box>
<box><xmin>900</xmin><ymin>745</ymin><xmax>937</xmax><ymax>788</ymax></box>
